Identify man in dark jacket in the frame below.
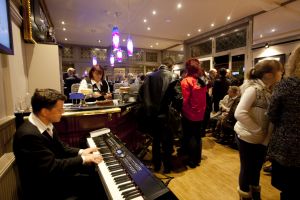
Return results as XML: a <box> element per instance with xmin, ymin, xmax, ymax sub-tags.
<box><xmin>13</xmin><ymin>88</ymin><xmax>106</xmax><ymax>200</ymax></box>
<box><xmin>139</xmin><ymin>57</ymin><xmax>175</xmax><ymax>173</ymax></box>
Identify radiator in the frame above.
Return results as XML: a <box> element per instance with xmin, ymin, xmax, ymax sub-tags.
<box><xmin>0</xmin><ymin>152</ymin><xmax>21</xmax><ymax>200</ymax></box>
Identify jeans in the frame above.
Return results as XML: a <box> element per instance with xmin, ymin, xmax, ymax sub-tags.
<box><xmin>236</xmin><ymin>135</ymin><xmax>267</xmax><ymax>192</ymax></box>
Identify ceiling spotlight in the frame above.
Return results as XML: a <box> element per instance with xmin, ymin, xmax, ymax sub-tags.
<box><xmin>63</xmin><ymin>27</ymin><xmax>66</xmax><ymax>31</ymax></box>
<box><xmin>147</xmin><ymin>27</ymin><xmax>151</xmax><ymax>31</ymax></box>
<box><xmin>143</xmin><ymin>19</ymin><xmax>147</xmax><ymax>23</ymax></box>
<box><xmin>61</xmin><ymin>21</ymin><xmax>65</xmax><ymax>25</ymax></box>
<box><xmin>187</xmin><ymin>33</ymin><xmax>191</xmax><ymax>37</ymax></box>
<box><xmin>198</xmin><ymin>29</ymin><xmax>202</xmax><ymax>32</ymax></box>
<box><xmin>271</xmin><ymin>28</ymin><xmax>276</xmax><ymax>32</ymax></box>
<box><xmin>150</xmin><ymin>45</ymin><xmax>153</xmax><ymax>48</ymax></box>
<box><xmin>177</xmin><ymin>3</ymin><xmax>182</xmax><ymax>9</ymax></box>
<box><xmin>98</xmin><ymin>40</ymin><xmax>101</xmax><ymax>43</ymax></box>
<box><xmin>152</xmin><ymin>10</ymin><xmax>156</xmax><ymax>15</ymax></box>
<box><xmin>64</xmin><ymin>38</ymin><xmax>68</xmax><ymax>41</ymax></box>
<box><xmin>265</xmin><ymin>43</ymin><xmax>269</xmax><ymax>48</ymax></box>
<box><xmin>227</xmin><ymin>16</ymin><xmax>231</xmax><ymax>20</ymax></box>
<box><xmin>211</xmin><ymin>23</ymin><xmax>215</xmax><ymax>27</ymax></box>
<box><xmin>155</xmin><ymin>42</ymin><xmax>159</xmax><ymax>46</ymax></box>
<box><xmin>123</xmin><ymin>39</ymin><xmax>126</xmax><ymax>42</ymax></box>
<box><xmin>260</xmin><ymin>34</ymin><xmax>263</xmax><ymax>38</ymax></box>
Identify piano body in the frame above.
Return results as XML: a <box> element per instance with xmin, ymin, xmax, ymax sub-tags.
<box><xmin>87</xmin><ymin>129</ymin><xmax>178</xmax><ymax>200</ymax></box>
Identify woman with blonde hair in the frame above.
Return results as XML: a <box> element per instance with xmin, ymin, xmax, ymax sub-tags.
<box><xmin>234</xmin><ymin>59</ymin><xmax>283</xmax><ymax>200</ymax></box>
<box><xmin>267</xmin><ymin>45</ymin><xmax>300</xmax><ymax>200</ymax></box>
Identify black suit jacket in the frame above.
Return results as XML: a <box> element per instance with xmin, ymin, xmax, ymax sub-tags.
<box><xmin>13</xmin><ymin>121</ymin><xmax>83</xmax><ymax>200</ymax></box>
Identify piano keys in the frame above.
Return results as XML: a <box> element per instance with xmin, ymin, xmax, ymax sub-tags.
<box><xmin>87</xmin><ymin>131</ymin><xmax>178</xmax><ymax>200</ymax></box>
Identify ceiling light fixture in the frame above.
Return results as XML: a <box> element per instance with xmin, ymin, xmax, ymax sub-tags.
<box><xmin>123</xmin><ymin>39</ymin><xmax>126</xmax><ymax>42</ymax></box>
<box><xmin>110</xmin><ymin>54</ymin><xmax>115</xmax><ymax>66</ymax></box>
<box><xmin>150</xmin><ymin>45</ymin><xmax>153</xmax><ymax>48</ymax></box>
<box><xmin>117</xmin><ymin>49</ymin><xmax>123</xmax><ymax>62</ymax></box>
<box><xmin>143</xmin><ymin>19</ymin><xmax>147</xmax><ymax>23</ymax></box>
<box><xmin>198</xmin><ymin>29</ymin><xmax>201</xmax><ymax>32</ymax></box>
<box><xmin>92</xmin><ymin>56</ymin><xmax>97</xmax><ymax>66</ymax></box>
<box><xmin>64</xmin><ymin>38</ymin><xmax>68</xmax><ymax>41</ymax></box>
<box><xmin>177</xmin><ymin>3</ymin><xmax>182</xmax><ymax>9</ymax></box>
<box><xmin>156</xmin><ymin>42</ymin><xmax>159</xmax><ymax>46</ymax></box>
<box><xmin>187</xmin><ymin>33</ymin><xmax>191</xmax><ymax>37</ymax></box>
<box><xmin>63</xmin><ymin>27</ymin><xmax>66</xmax><ymax>31</ymax></box>
<box><xmin>152</xmin><ymin>10</ymin><xmax>156</xmax><ymax>15</ymax></box>
<box><xmin>227</xmin><ymin>16</ymin><xmax>231</xmax><ymax>20</ymax></box>
<box><xmin>265</xmin><ymin>43</ymin><xmax>269</xmax><ymax>48</ymax></box>
<box><xmin>126</xmin><ymin>0</ymin><xmax>133</xmax><ymax>57</ymax></box>
<box><xmin>147</xmin><ymin>27</ymin><xmax>151</xmax><ymax>31</ymax></box>
<box><xmin>260</xmin><ymin>34</ymin><xmax>263</xmax><ymax>38</ymax></box>
<box><xmin>112</xmin><ymin>26</ymin><xmax>120</xmax><ymax>50</ymax></box>
<box><xmin>61</xmin><ymin>21</ymin><xmax>65</xmax><ymax>25</ymax></box>
<box><xmin>211</xmin><ymin>23</ymin><xmax>215</xmax><ymax>27</ymax></box>
<box><xmin>271</xmin><ymin>28</ymin><xmax>276</xmax><ymax>32</ymax></box>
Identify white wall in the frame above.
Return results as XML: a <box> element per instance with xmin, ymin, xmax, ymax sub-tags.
<box><xmin>0</xmin><ymin>21</ymin><xmax>27</xmax><ymax>119</ymax></box>
<box><xmin>26</xmin><ymin>44</ymin><xmax>61</xmax><ymax>95</ymax></box>
<box><xmin>253</xmin><ymin>41</ymin><xmax>300</xmax><ymax>65</ymax></box>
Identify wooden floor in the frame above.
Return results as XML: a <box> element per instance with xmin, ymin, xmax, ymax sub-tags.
<box><xmin>153</xmin><ymin>137</ymin><xmax>280</xmax><ymax>200</ymax></box>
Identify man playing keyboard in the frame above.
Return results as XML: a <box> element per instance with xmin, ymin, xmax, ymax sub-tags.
<box><xmin>13</xmin><ymin>88</ymin><xmax>107</xmax><ymax>200</ymax></box>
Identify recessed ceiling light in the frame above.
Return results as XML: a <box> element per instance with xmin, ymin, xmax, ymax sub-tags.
<box><xmin>198</xmin><ymin>29</ymin><xmax>202</xmax><ymax>32</ymax></box>
<box><xmin>156</xmin><ymin>42</ymin><xmax>159</xmax><ymax>45</ymax></box>
<box><xmin>123</xmin><ymin>39</ymin><xmax>126</xmax><ymax>42</ymax></box>
<box><xmin>181</xmin><ymin>47</ymin><xmax>183</xmax><ymax>51</ymax></box>
<box><xmin>63</xmin><ymin>27</ymin><xmax>66</xmax><ymax>31</ymax></box>
<box><xmin>271</xmin><ymin>28</ymin><xmax>276</xmax><ymax>32</ymax></box>
<box><xmin>61</xmin><ymin>21</ymin><xmax>65</xmax><ymax>25</ymax></box>
<box><xmin>165</xmin><ymin>18</ymin><xmax>171</xmax><ymax>23</ymax></box>
<box><xmin>143</xmin><ymin>19</ymin><xmax>147</xmax><ymax>23</ymax></box>
<box><xmin>98</xmin><ymin>40</ymin><xmax>101</xmax><ymax>43</ymax></box>
<box><xmin>211</xmin><ymin>23</ymin><xmax>215</xmax><ymax>27</ymax></box>
<box><xmin>227</xmin><ymin>16</ymin><xmax>231</xmax><ymax>20</ymax></box>
<box><xmin>260</xmin><ymin>34</ymin><xmax>263</xmax><ymax>38</ymax></box>
<box><xmin>150</xmin><ymin>45</ymin><xmax>153</xmax><ymax>48</ymax></box>
<box><xmin>147</xmin><ymin>27</ymin><xmax>151</xmax><ymax>31</ymax></box>
<box><xmin>152</xmin><ymin>10</ymin><xmax>156</xmax><ymax>15</ymax></box>
<box><xmin>64</xmin><ymin>38</ymin><xmax>68</xmax><ymax>41</ymax></box>
<box><xmin>187</xmin><ymin>33</ymin><xmax>191</xmax><ymax>37</ymax></box>
<box><xmin>177</xmin><ymin>3</ymin><xmax>182</xmax><ymax>9</ymax></box>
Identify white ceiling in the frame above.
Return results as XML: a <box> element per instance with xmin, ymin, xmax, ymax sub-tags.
<box><xmin>44</xmin><ymin>0</ymin><xmax>296</xmax><ymax>51</ymax></box>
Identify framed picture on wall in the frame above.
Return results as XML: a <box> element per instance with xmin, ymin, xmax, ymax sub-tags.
<box><xmin>0</xmin><ymin>0</ymin><xmax>14</xmax><ymax>55</ymax></box>
<box><xmin>23</xmin><ymin>0</ymin><xmax>54</xmax><ymax>43</ymax></box>
<box><xmin>254</xmin><ymin>54</ymin><xmax>286</xmax><ymax>65</ymax></box>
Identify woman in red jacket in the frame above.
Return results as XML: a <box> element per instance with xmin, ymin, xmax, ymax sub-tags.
<box><xmin>181</xmin><ymin>58</ymin><xmax>207</xmax><ymax>168</ymax></box>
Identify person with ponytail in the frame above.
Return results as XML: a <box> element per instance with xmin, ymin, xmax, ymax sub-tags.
<box><xmin>234</xmin><ymin>60</ymin><xmax>284</xmax><ymax>200</ymax></box>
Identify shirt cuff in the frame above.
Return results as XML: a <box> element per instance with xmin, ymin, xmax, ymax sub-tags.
<box><xmin>81</xmin><ymin>155</ymin><xmax>86</xmax><ymax>164</ymax></box>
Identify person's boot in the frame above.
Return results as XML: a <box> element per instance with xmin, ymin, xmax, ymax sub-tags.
<box><xmin>238</xmin><ymin>187</ymin><xmax>252</xmax><ymax>200</ymax></box>
<box><xmin>251</xmin><ymin>185</ymin><xmax>261</xmax><ymax>200</ymax></box>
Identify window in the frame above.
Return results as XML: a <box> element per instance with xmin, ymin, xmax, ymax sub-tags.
<box><xmin>216</xmin><ymin>29</ymin><xmax>246</xmax><ymax>52</ymax></box>
<box><xmin>191</xmin><ymin>40</ymin><xmax>212</xmax><ymax>57</ymax></box>
<box><xmin>146</xmin><ymin>52</ymin><xmax>158</xmax><ymax>62</ymax></box>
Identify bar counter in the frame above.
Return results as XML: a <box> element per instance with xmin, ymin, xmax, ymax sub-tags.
<box><xmin>15</xmin><ymin>102</ymin><xmax>144</xmax><ymax>152</ymax></box>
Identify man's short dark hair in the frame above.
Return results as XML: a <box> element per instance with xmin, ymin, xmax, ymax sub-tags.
<box><xmin>162</xmin><ymin>57</ymin><xmax>175</xmax><ymax>69</ymax></box>
<box><xmin>31</xmin><ymin>89</ymin><xmax>66</xmax><ymax>114</ymax></box>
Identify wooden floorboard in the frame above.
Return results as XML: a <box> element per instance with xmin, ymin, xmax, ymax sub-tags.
<box><xmin>153</xmin><ymin>136</ymin><xmax>280</xmax><ymax>200</ymax></box>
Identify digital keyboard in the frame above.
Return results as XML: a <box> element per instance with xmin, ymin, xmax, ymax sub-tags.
<box><xmin>87</xmin><ymin>131</ymin><xmax>178</xmax><ymax>200</ymax></box>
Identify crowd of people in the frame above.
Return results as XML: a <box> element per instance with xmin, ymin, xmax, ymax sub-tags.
<box><xmin>13</xmin><ymin>45</ymin><xmax>300</xmax><ymax>200</ymax></box>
